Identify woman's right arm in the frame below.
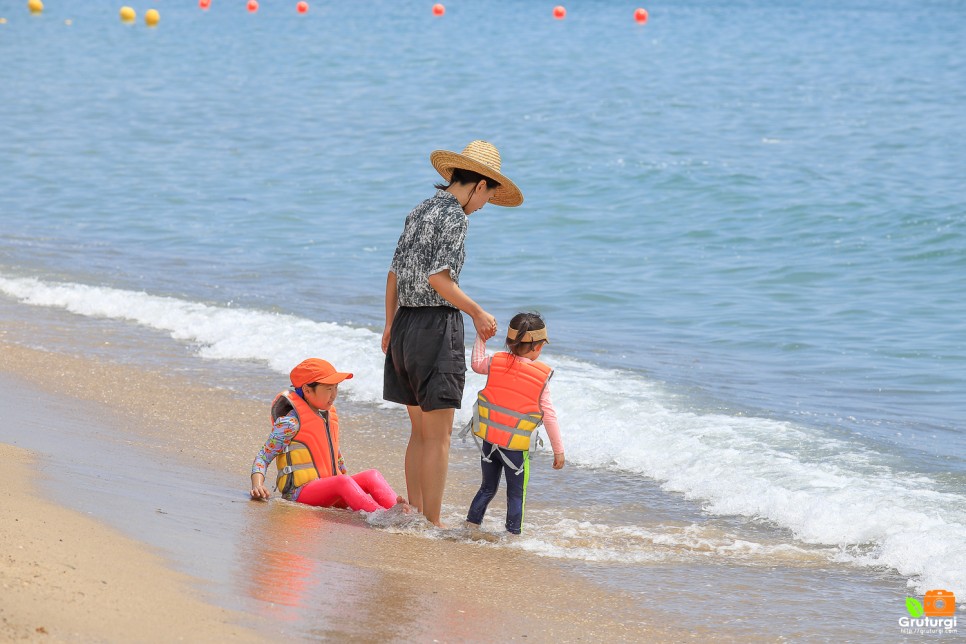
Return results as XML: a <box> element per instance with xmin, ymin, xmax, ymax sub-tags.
<box><xmin>382</xmin><ymin>271</ymin><xmax>398</xmax><ymax>354</ymax></box>
<box><xmin>427</xmin><ymin>270</ymin><xmax>497</xmax><ymax>340</ymax></box>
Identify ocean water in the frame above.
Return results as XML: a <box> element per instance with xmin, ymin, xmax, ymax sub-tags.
<box><xmin>2</xmin><ymin>0</ymin><xmax>964</xmax><ymax>629</ymax></box>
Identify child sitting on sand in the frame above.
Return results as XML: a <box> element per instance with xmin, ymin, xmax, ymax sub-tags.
<box><xmin>463</xmin><ymin>312</ymin><xmax>565</xmax><ymax>535</ymax></box>
<box><xmin>249</xmin><ymin>358</ymin><xmax>403</xmax><ymax>512</ymax></box>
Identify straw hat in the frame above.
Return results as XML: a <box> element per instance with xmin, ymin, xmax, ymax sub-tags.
<box><xmin>430</xmin><ymin>140</ymin><xmax>523</xmax><ymax>207</ymax></box>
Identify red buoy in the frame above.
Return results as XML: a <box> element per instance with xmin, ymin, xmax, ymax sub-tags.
<box><xmin>432</xmin><ymin>3</ymin><xmax>445</xmax><ymax>16</ymax></box>
<box><xmin>634</xmin><ymin>8</ymin><xmax>648</xmax><ymax>23</ymax></box>
<box><xmin>199</xmin><ymin>0</ymin><xmax>211</xmax><ymax>9</ymax></box>
<box><xmin>297</xmin><ymin>1</ymin><xmax>308</xmax><ymax>12</ymax></box>
<box><xmin>553</xmin><ymin>5</ymin><xmax>566</xmax><ymax>19</ymax></box>
<box><xmin>247</xmin><ymin>0</ymin><xmax>258</xmax><ymax>13</ymax></box>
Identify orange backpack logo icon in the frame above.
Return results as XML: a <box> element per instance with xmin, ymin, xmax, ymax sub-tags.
<box><xmin>923</xmin><ymin>590</ymin><xmax>956</xmax><ymax>617</ymax></box>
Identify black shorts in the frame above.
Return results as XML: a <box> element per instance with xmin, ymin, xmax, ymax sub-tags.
<box><xmin>383</xmin><ymin>306</ymin><xmax>466</xmax><ymax>411</ymax></box>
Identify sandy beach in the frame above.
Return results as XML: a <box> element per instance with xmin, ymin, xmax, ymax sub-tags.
<box><xmin>0</xmin><ymin>443</ymin><xmax>262</xmax><ymax>643</ymax></box>
<box><xmin>0</xmin><ymin>338</ymin><xmax>685</xmax><ymax>642</ymax></box>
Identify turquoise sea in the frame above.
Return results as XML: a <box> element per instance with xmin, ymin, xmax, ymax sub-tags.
<box><xmin>2</xmin><ymin>0</ymin><xmax>964</xmax><ymax>638</ymax></box>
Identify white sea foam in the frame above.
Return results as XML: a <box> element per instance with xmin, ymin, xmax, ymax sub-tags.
<box><xmin>366</xmin><ymin>509</ymin><xmax>833</xmax><ymax>565</ymax></box>
<box><xmin>507</xmin><ymin>517</ymin><xmax>835</xmax><ymax>565</ymax></box>
<box><xmin>2</xmin><ymin>275</ymin><xmax>964</xmax><ymax>594</ymax></box>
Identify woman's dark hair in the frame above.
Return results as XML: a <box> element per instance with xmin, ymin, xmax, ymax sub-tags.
<box><xmin>505</xmin><ymin>311</ymin><xmax>546</xmax><ymax>357</ymax></box>
<box><xmin>435</xmin><ymin>167</ymin><xmax>502</xmax><ymax>191</ymax></box>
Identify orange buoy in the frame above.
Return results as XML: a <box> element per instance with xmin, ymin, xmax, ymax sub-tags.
<box><xmin>432</xmin><ymin>3</ymin><xmax>445</xmax><ymax>16</ymax></box>
<box><xmin>297</xmin><ymin>1</ymin><xmax>309</xmax><ymax>12</ymax></box>
<box><xmin>553</xmin><ymin>5</ymin><xmax>566</xmax><ymax>19</ymax></box>
<box><xmin>247</xmin><ymin>0</ymin><xmax>258</xmax><ymax>13</ymax></box>
<box><xmin>634</xmin><ymin>8</ymin><xmax>648</xmax><ymax>23</ymax></box>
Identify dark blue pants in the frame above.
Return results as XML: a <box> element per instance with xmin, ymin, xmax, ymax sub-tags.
<box><xmin>466</xmin><ymin>441</ymin><xmax>530</xmax><ymax>534</ymax></box>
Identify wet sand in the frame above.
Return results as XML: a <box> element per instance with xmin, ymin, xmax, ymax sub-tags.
<box><xmin>0</xmin><ymin>339</ymin><xmax>683</xmax><ymax>642</ymax></box>
<box><xmin>0</xmin><ymin>442</ymin><xmax>261</xmax><ymax>642</ymax></box>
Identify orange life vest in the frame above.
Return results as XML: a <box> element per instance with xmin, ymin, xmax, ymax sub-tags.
<box><xmin>472</xmin><ymin>352</ymin><xmax>553</xmax><ymax>451</ymax></box>
<box><xmin>271</xmin><ymin>389</ymin><xmax>340</xmax><ymax>495</ymax></box>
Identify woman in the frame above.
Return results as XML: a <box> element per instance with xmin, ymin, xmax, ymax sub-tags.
<box><xmin>382</xmin><ymin>140</ymin><xmax>523</xmax><ymax>527</ymax></box>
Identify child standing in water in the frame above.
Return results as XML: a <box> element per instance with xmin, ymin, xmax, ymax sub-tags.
<box><xmin>250</xmin><ymin>358</ymin><xmax>403</xmax><ymax>512</ymax></box>
<box><xmin>464</xmin><ymin>312</ymin><xmax>565</xmax><ymax>535</ymax></box>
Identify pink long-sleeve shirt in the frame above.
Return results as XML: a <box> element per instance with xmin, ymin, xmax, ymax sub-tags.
<box><xmin>471</xmin><ymin>336</ymin><xmax>564</xmax><ymax>454</ymax></box>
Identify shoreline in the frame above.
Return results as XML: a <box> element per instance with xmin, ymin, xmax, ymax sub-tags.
<box><xmin>0</xmin><ymin>338</ymin><xmax>683</xmax><ymax>642</ymax></box>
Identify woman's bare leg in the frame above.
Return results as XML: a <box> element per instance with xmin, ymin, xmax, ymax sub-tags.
<box><xmin>404</xmin><ymin>405</ymin><xmax>424</xmax><ymax>512</ymax></box>
<box><xmin>417</xmin><ymin>408</ymin><xmax>454</xmax><ymax>527</ymax></box>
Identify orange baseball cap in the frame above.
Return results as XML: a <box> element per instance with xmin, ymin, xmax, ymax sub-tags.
<box><xmin>289</xmin><ymin>358</ymin><xmax>353</xmax><ymax>388</ymax></box>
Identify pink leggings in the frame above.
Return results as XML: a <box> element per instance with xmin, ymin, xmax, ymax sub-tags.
<box><xmin>295</xmin><ymin>469</ymin><xmax>398</xmax><ymax>512</ymax></box>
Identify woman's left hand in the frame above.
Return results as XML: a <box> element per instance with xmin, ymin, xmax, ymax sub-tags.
<box><xmin>381</xmin><ymin>325</ymin><xmax>392</xmax><ymax>354</ymax></box>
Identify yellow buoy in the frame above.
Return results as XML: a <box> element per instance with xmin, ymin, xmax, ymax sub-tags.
<box><xmin>145</xmin><ymin>8</ymin><xmax>159</xmax><ymax>26</ymax></box>
<box><xmin>65</xmin><ymin>18</ymin><xmax>72</xmax><ymax>25</ymax></box>
<box><xmin>0</xmin><ymin>17</ymin><xmax>8</xmax><ymax>24</ymax></box>
<box><xmin>28</xmin><ymin>0</ymin><xmax>44</xmax><ymax>14</ymax></box>
<box><xmin>119</xmin><ymin>6</ymin><xmax>136</xmax><ymax>22</ymax></box>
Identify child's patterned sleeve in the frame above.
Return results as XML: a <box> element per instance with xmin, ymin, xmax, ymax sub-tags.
<box><xmin>251</xmin><ymin>414</ymin><xmax>299</xmax><ymax>475</ymax></box>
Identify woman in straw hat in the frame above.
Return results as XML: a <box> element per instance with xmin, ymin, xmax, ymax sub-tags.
<box><xmin>382</xmin><ymin>140</ymin><xmax>523</xmax><ymax>528</ymax></box>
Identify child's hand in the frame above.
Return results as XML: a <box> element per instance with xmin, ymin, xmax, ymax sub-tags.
<box><xmin>250</xmin><ymin>473</ymin><xmax>271</xmax><ymax>500</ymax></box>
<box><xmin>553</xmin><ymin>452</ymin><xmax>565</xmax><ymax>469</ymax></box>
<box><xmin>472</xmin><ymin>310</ymin><xmax>498</xmax><ymax>341</ymax></box>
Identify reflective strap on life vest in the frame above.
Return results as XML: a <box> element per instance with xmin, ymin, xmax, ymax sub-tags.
<box><xmin>459</xmin><ymin>418</ymin><xmax>542</xmax><ymax>476</ymax></box>
<box><xmin>461</xmin><ymin>414</ymin><xmax>545</xmax><ymax>452</ymax></box>
<box><xmin>486</xmin><ymin>441</ymin><xmax>525</xmax><ymax>476</ymax></box>
<box><xmin>277</xmin><ymin>442</ymin><xmax>315</xmax><ymax>494</ymax></box>
<box><xmin>475</xmin><ymin>399</ymin><xmax>539</xmax><ymax>437</ymax></box>
<box><xmin>279</xmin><ymin>463</ymin><xmax>316</xmax><ymax>476</ymax></box>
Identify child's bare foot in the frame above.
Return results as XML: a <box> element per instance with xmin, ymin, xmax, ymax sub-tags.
<box><xmin>464</xmin><ymin>521</ymin><xmax>498</xmax><ymax>542</ymax></box>
<box><xmin>393</xmin><ymin>496</ymin><xmax>414</xmax><ymax>513</ymax></box>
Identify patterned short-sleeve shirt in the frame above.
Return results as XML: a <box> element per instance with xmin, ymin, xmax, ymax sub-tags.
<box><xmin>389</xmin><ymin>190</ymin><xmax>467</xmax><ymax>308</ymax></box>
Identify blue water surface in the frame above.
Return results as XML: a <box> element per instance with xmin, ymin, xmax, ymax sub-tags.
<box><xmin>1</xmin><ymin>0</ymin><xmax>964</xmax><ymax>463</ymax></box>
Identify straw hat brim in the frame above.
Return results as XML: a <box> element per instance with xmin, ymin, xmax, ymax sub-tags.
<box><xmin>430</xmin><ymin>150</ymin><xmax>524</xmax><ymax>207</ymax></box>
